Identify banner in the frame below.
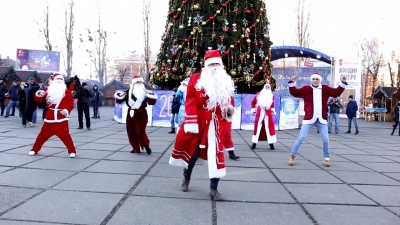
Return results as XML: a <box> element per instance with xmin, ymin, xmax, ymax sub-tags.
<box><xmin>240</xmin><ymin>94</ymin><xmax>256</xmax><ymax>130</ymax></box>
<box><xmin>231</xmin><ymin>94</ymin><xmax>242</xmax><ymax>129</ymax></box>
<box><xmin>16</xmin><ymin>49</ymin><xmax>60</xmax><ymax>72</ymax></box>
<box><xmin>152</xmin><ymin>90</ymin><xmax>175</xmax><ymax>127</ymax></box>
<box><xmin>279</xmin><ymin>96</ymin><xmax>300</xmax><ymax>130</ymax></box>
<box><xmin>273</xmin><ymin>96</ymin><xmax>281</xmax><ymax>130</ymax></box>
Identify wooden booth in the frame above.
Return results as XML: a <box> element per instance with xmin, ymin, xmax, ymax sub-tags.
<box><xmin>369</xmin><ymin>86</ymin><xmax>400</xmax><ymax>122</ymax></box>
<box><xmin>102</xmin><ymin>80</ymin><xmax>129</xmax><ymax>106</ymax></box>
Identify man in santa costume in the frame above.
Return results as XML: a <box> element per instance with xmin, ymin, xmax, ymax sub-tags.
<box><xmin>250</xmin><ymin>83</ymin><xmax>277</xmax><ymax>150</ymax></box>
<box><xmin>222</xmin><ymin>97</ymin><xmax>240</xmax><ymax>160</ymax></box>
<box><xmin>28</xmin><ymin>73</ymin><xmax>77</xmax><ymax>158</ymax></box>
<box><xmin>288</xmin><ymin>74</ymin><xmax>347</xmax><ymax>167</ymax></box>
<box><xmin>169</xmin><ymin>50</ymin><xmax>235</xmax><ymax>201</ymax></box>
<box><xmin>114</xmin><ymin>75</ymin><xmax>157</xmax><ymax>155</ymax></box>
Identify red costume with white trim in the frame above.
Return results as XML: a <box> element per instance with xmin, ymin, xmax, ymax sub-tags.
<box><xmin>169</xmin><ymin>72</ymin><xmax>233</xmax><ymax>179</ymax></box>
<box><xmin>114</xmin><ymin>75</ymin><xmax>157</xmax><ymax>153</ymax></box>
<box><xmin>31</xmin><ymin>75</ymin><xmax>76</xmax><ymax>154</ymax></box>
<box><xmin>251</xmin><ymin>93</ymin><xmax>277</xmax><ymax>144</ymax></box>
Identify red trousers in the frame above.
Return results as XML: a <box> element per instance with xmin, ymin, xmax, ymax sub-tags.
<box><xmin>31</xmin><ymin>121</ymin><xmax>76</xmax><ymax>154</ymax></box>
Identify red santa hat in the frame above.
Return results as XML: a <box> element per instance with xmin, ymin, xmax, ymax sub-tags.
<box><xmin>53</xmin><ymin>73</ymin><xmax>64</xmax><ymax>80</ymax></box>
<box><xmin>204</xmin><ymin>50</ymin><xmax>223</xmax><ymax>67</ymax></box>
<box><xmin>310</xmin><ymin>73</ymin><xmax>322</xmax><ymax>81</ymax></box>
<box><xmin>131</xmin><ymin>75</ymin><xmax>144</xmax><ymax>84</ymax></box>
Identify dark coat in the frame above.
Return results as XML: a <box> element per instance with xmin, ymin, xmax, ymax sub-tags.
<box><xmin>171</xmin><ymin>94</ymin><xmax>180</xmax><ymax>114</ymax></box>
<box><xmin>346</xmin><ymin>100</ymin><xmax>358</xmax><ymax>118</ymax></box>
<box><xmin>328</xmin><ymin>98</ymin><xmax>343</xmax><ymax>114</ymax></box>
<box><xmin>0</xmin><ymin>83</ymin><xmax>7</xmax><ymax>100</ymax></box>
<box><xmin>394</xmin><ymin>105</ymin><xmax>400</xmax><ymax>122</ymax></box>
<box><xmin>74</xmin><ymin>88</ymin><xmax>93</xmax><ymax>104</ymax></box>
<box><xmin>91</xmin><ymin>89</ymin><xmax>103</xmax><ymax>106</ymax></box>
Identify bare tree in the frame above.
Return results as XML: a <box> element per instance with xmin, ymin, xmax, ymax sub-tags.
<box><xmin>64</xmin><ymin>0</ymin><xmax>74</xmax><ymax>78</ymax></box>
<box><xmin>294</xmin><ymin>0</ymin><xmax>312</xmax><ymax>67</ymax></box>
<box><xmin>142</xmin><ymin>0</ymin><xmax>151</xmax><ymax>81</ymax></box>
<box><xmin>85</xmin><ymin>9</ymin><xmax>111</xmax><ymax>85</ymax></box>
<box><xmin>36</xmin><ymin>3</ymin><xmax>52</xmax><ymax>51</ymax></box>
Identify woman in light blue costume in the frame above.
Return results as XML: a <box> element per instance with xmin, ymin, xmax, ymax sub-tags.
<box><xmin>176</xmin><ymin>78</ymin><xmax>189</xmax><ymax>130</ymax></box>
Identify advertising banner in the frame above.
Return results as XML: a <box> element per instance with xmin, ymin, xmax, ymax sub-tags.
<box><xmin>152</xmin><ymin>90</ymin><xmax>175</xmax><ymax>127</ymax></box>
<box><xmin>240</xmin><ymin>94</ymin><xmax>256</xmax><ymax>130</ymax></box>
<box><xmin>16</xmin><ymin>49</ymin><xmax>60</xmax><ymax>72</ymax></box>
<box><xmin>231</xmin><ymin>94</ymin><xmax>242</xmax><ymax>129</ymax></box>
<box><xmin>273</xmin><ymin>96</ymin><xmax>281</xmax><ymax>130</ymax></box>
<box><xmin>279</xmin><ymin>96</ymin><xmax>300</xmax><ymax>130</ymax></box>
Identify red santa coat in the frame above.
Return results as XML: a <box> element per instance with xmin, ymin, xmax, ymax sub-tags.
<box><xmin>169</xmin><ymin>72</ymin><xmax>231</xmax><ymax>179</ymax></box>
<box><xmin>251</xmin><ymin>94</ymin><xmax>277</xmax><ymax>144</ymax></box>
<box><xmin>34</xmin><ymin>89</ymin><xmax>74</xmax><ymax>122</ymax></box>
<box><xmin>288</xmin><ymin>82</ymin><xmax>346</xmax><ymax>124</ymax></box>
<box><xmin>222</xmin><ymin>98</ymin><xmax>235</xmax><ymax>151</ymax></box>
<box><xmin>115</xmin><ymin>89</ymin><xmax>157</xmax><ymax>152</ymax></box>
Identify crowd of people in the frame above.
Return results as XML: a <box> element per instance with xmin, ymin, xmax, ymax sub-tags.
<box><xmin>3</xmin><ymin>49</ymin><xmax>400</xmax><ymax>203</ymax></box>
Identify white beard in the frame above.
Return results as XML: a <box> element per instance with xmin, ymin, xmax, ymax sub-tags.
<box><xmin>128</xmin><ymin>83</ymin><xmax>146</xmax><ymax>109</ymax></box>
<box><xmin>195</xmin><ymin>66</ymin><xmax>234</xmax><ymax>118</ymax></box>
<box><xmin>47</xmin><ymin>80</ymin><xmax>66</xmax><ymax>105</ymax></box>
<box><xmin>257</xmin><ymin>89</ymin><xmax>273</xmax><ymax>109</ymax></box>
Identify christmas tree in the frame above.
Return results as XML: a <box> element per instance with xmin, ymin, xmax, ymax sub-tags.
<box><xmin>151</xmin><ymin>0</ymin><xmax>275</xmax><ymax>93</ymax></box>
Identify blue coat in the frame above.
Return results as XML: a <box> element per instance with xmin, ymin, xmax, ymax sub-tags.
<box><xmin>346</xmin><ymin>100</ymin><xmax>358</xmax><ymax>118</ymax></box>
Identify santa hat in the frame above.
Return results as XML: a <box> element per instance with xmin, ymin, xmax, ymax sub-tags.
<box><xmin>204</xmin><ymin>50</ymin><xmax>223</xmax><ymax>67</ymax></box>
<box><xmin>131</xmin><ymin>75</ymin><xmax>144</xmax><ymax>84</ymax></box>
<box><xmin>310</xmin><ymin>73</ymin><xmax>322</xmax><ymax>81</ymax></box>
<box><xmin>52</xmin><ymin>73</ymin><xmax>64</xmax><ymax>81</ymax></box>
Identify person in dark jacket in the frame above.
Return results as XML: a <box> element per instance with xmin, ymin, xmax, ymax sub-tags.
<box><xmin>169</xmin><ymin>87</ymin><xmax>180</xmax><ymax>133</ymax></box>
<box><xmin>91</xmin><ymin>85</ymin><xmax>102</xmax><ymax>119</ymax></box>
<box><xmin>328</xmin><ymin>97</ymin><xmax>343</xmax><ymax>134</ymax></box>
<box><xmin>0</xmin><ymin>77</ymin><xmax>7</xmax><ymax>116</ymax></box>
<box><xmin>74</xmin><ymin>82</ymin><xmax>93</xmax><ymax>130</ymax></box>
<box><xmin>25</xmin><ymin>78</ymin><xmax>40</xmax><ymax>126</ymax></box>
<box><xmin>391</xmin><ymin>100</ymin><xmax>400</xmax><ymax>136</ymax></box>
<box><xmin>4</xmin><ymin>80</ymin><xmax>22</xmax><ymax>117</ymax></box>
<box><xmin>345</xmin><ymin>95</ymin><xmax>359</xmax><ymax>135</ymax></box>
<box><xmin>18</xmin><ymin>89</ymin><xmax>27</xmax><ymax>126</ymax></box>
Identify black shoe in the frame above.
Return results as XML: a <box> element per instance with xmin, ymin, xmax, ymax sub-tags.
<box><xmin>228</xmin><ymin>151</ymin><xmax>240</xmax><ymax>160</ymax></box>
<box><xmin>251</xmin><ymin>143</ymin><xmax>256</xmax><ymax>150</ymax></box>
<box><xmin>91</xmin><ymin>117</ymin><xmax>96</xmax><ymax>119</ymax></box>
<box><xmin>98</xmin><ymin>116</ymin><xmax>100</xmax><ymax>119</ymax></box>
<box><xmin>181</xmin><ymin>178</ymin><xmax>190</xmax><ymax>192</ymax></box>
<box><xmin>168</xmin><ymin>128</ymin><xmax>176</xmax><ymax>134</ymax></box>
<box><xmin>269</xmin><ymin>144</ymin><xmax>275</xmax><ymax>150</ymax></box>
<box><xmin>355</xmin><ymin>131</ymin><xmax>359</xmax><ymax>135</ymax></box>
<box><xmin>144</xmin><ymin>146</ymin><xmax>152</xmax><ymax>155</ymax></box>
<box><xmin>209</xmin><ymin>188</ymin><xmax>223</xmax><ymax>201</ymax></box>
<box><xmin>87</xmin><ymin>127</ymin><xmax>91</xmax><ymax>130</ymax></box>
<box><xmin>345</xmin><ymin>131</ymin><xmax>351</xmax><ymax>134</ymax></box>
<box><xmin>335</xmin><ymin>132</ymin><xmax>339</xmax><ymax>134</ymax></box>
<box><xmin>77</xmin><ymin>127</ymin><xmax>83</xmax><ymax>129</ymax></box>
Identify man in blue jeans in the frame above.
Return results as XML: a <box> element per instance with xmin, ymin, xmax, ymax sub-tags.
<box><xmin>4</xmin><ymin>80</ymin><xmax>21</xmax><ymax>117</ymax></box>
<box><xmin>287</xmin><ymin>74</ymin><xmax>347</xmax><ymax>167</ymax></box>
<box><xmin>345</xmin><ymin>95</ymin><xmax>359</xmax><ymax>135</ymax></box>
<box><xmin>328</xmin><ymin>97</ymin><xmax>343</xmax><ymax>134</ymax></box>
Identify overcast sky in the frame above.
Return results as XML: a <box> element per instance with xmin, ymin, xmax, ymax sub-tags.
<box><xmin>0</xmin><ymin>0</ymin><xmax>399</xmax><ymax>78</ymax></box>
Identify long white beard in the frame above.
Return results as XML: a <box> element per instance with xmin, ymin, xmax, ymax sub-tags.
<box><xmin>195</xmin><ymin>66</ymin><xmax>234</xmax><ymax>112</ymax></box>
<box><xmin>47</xmin><ymin>81</ymin><xmax>66</xmax><ymax>105</ymax></box>
<box><xmin>128</xmin><ymin>83</ymin><xmax>146</xmax><ymax>109</ymax></box>
<box><xmin>257</xmin><ymin>89</ymin><xmax>273</xmax><ymax>109</ymax></box>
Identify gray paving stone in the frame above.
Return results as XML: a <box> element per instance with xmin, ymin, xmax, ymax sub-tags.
<box><xmin>78</xmin><ymin>142</ymin><xmax>126</xmax><ymax>151</ymax></box>
<box><xmin>0</xmin><ymin>168</ymin><xmax>74</xmax><ymax>188</ymax></box>
<box><xmin>352</xmin><ymin>185</ymin><xmax>400</xmax><ymax>206</ymax></box>
<box><xmin>0</xmin><ymin>166</ymin><xmax>12</xmax><ymax>173</ymax></box>
<box><xmin>3</xmin><ymin>147</ymin><xmax>64</xmax><ymax>156</ymax></box>
<box><xmin>1</xmin><ymin>144</ymin><xmax>31</xmax><ymax>151</ymax></box>
<box><xmin>132</xmin><ymin>176</ymin><xmax>211</xmax><ymax>200</ymax></box>
<box><xmin>340</xmin><ymin>154</ymin><xmax>394</xmax><ymax>162</ymax></box>
<box><xmin>224</xmin><ymin>167</ymin><xmax>279</xmax><ymax>182</ymax></box>
<box><xmin>285</xmin><ymin>184</ymin><xmax>377</xmax><ymax>205</ymax></box>
<box><xmin>105</xmin><ymin>151</ymin><xmax>162</xmax><ymax>162</ymax></box>
<box><xmin>0</xmin><ymin>190</ymin><xmax>123</xmax><ymax>224</ymax></box>
<box><xmin>0</xmin><ymin>220</ymin><xmax>55</xmax><ymax>225</ymax></box>
<box><xmin>383</xmin><ymin>172</ymin><xmax>400</xmax><ymax>181</ymax></box>
<box><xmin>107</xmin><ymin>196</ymin><xmax>212</xmax><ymax>225</ymax></box>
<box><xmin>272</xmin><ymin>169</ymin><xmax>343</xmax><ymax>183</ymax></box>
<box><xmin>0</xmin><ymin>153</ymin><xmax>45</xmax><ymax>167</ymax></box>
<box><xmin>317</xmin><ymin>161</ymin><xmax>373</xmax><ymax>172</ymax></box>
<box><xmin>218</xmin><ymin>181</ymin><xmax>295</xmax><ymax>203</ymax></box>
<box><xmin>364</xmin><ymin>150</ymin><xmax>400</xmax><ymax>156</ymax></box>
<box><xmin>359</xmin><ymin>162</ymin><xmax>400</xmax><ymax>172</ymax></box>
<box><xmin>330</xmin><ymin>171</ymin><xmax>400</xmax><ymax>185</ymax></box>
<box><xmin>53</xmin><ymin>172</ymin><xmax>140</xmax><ymax>193</ymax></box>
<box><xmin>221</xmin><ymin>157</ymin><xmax>266</xmax><ymax>168</ymax></box>
<box><xmin>263</xmin><ymin>158</ymin><xmax>321</xmax><ymax>169</ymax></box>
<box><xmin>0</xmin><ymin>187</ymin><xmax>42</xmax><ymax>214</ymax></box>
<box><xmin>217</xmin><ymin>202</ymin><xmax>312</xmax><ymax>225</ymax></box>
<box><xmin>22</xmin><ymin>157</ymin><xmax>97</xmax><ymax>172</ymax></box>
<box><xmin>387</xmin><ymin>207</ymin><xmax>400</xmax><ymax>216</ymax></box>
<box><xmin>84</xmin><ymin>160</ymin><xmax>152</xmax><ymax>175</ymax></box>
<box><xmin>53</xmin><ymin>149</ymin><xmax>113</xmax><ymax>160</ymax></box>
<box><xmin>304</xmin><ymin>204</ymin><xmax>400</xmax><ymax>225</ymax></box>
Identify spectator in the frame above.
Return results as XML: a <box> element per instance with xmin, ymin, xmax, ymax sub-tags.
<box><xmin>74</xmin><ymin>82</ymin><xmax>92</xmax><ymax>130</ymax></box>
<box><xmin>168</xmin><ymin>87</ymin><xmax>180</xmax><ymax>133</ymax></box>
<box><xmin>4</xmin><ymin>80</ymin><xmax>21</xmax><ymax>117</ymax></box>
<box><xmin>345</xmin><ymin>95</ymin><xmax>359</xmax><ymax>135</ymax></box>
<box><xmin>0</xmin><ymin>77</ymin><xmax>7</xmax><ymax>116</ymax></box>
<box><xmin>328</xmin><ymin>97</ymin><xmax>343</xmax><ymax>134</ymax></box>
<box><xmin>91</xmin><ymin>85</ymin><xmax>102</xmax><ymax>119</ymax></box>
<box><xmin>25</xmin><ymin>78</ymin><xmax>40</xmax><ymax>126</ymax></box>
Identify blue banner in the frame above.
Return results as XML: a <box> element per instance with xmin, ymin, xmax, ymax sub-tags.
<box><xmin>152</xmin><ymin>90</ymin><xmax>175</xmax><ymax>127</ymax></box>
<box><xmin>231</xmin><ymin>94</ymin><xmax>242</xmax><ymax>129</ymax></box>
<box><xmin>273</xmin><ymin>96</ymin><xmax>281</xmax><ymax>129</ymax></box>
<box><xmin>240</xmin><ymin>94</ymin><xmax>256</xmax><ymax>130</ymax></box>
<box><xmin>279</xmin><ymin>96</ymin><xmax>300</xmax><ymax>130</ymax></box>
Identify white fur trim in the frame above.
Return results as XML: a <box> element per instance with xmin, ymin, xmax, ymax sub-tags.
<box><xmin>207</xmin><ymin>117</ymin><xmax>226</xmax><ymax>179</ymax></box>
<box><xmin>252</xmin><ymin>135</ymin><xmax>259</xmax><ymax>143</ymax></box>
<box><xmin>199</xmin><ymin>145</ymin><xmax>206</xmax><ymax>148</ymax></box>
<box><xmin>132</xmin><ymin>76</ymin><xmax>144</xmax><ymax>84</ymax></box>
<box><xmin>62</xmin><ymin>109</ymin><xmax>69</xmax><ymax>118</ymax></box>
<box><xmin>184</xmin><ymin>123</ymin><xmax>199</xmax><ymax>134</ymax></box>
<box><xmin>251</xmin><ymin>108</ymin><xmax>256</xmax><ymax>113</ymax></box>
<box><xmin>114</xmin><ymin>92</ymin><xmax>125</xmax><ymax>100</ymax></box>
<box><xmin>169</xmin><ymin>157</ymin><xmax>189</xmax><ymax>168</ymax></box>
<box><xmin>339</xmin><ymin>82</ymin><xmax>347</xmax><ymax>88</ymax></box>
<box><xmin>310</xmin><ymin>74</ymin><xmax>322</xmax><ymax>81</ymax></box>
<box><xmin>204</xmin><ymin>57</ymin><xmax>223</xmax><ymax>67</ymax></box>
<box><xmin>288</xmin><ymin>82</ymin><xmax>296</xmax><ymax>87</ymax></box>
<box><xmin>146</xmin><ymin>92</ymin><xmax>158</xmax><ymax>99</ymax></box>
<box><xmin>224</xmin><ymin>147</ymin><xmax>234</xmax><ymax>151</ymax></box>
<box><xmin>271</xmin><ymin>108</ymin><xmax>275</xmax><ymax>112</ymax></box>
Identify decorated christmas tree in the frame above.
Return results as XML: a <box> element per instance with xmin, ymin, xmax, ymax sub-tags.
<box><xmin>151</xmin><ymin>0</ymin><xmax>275</xmax><ymax>93</ymax></box>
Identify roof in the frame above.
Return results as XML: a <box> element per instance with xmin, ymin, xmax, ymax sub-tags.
<box><xmin>0</xmin><ymin>66</ymin><xmax>53</xmax><ymax>83</ymax></box>
<box><xmin>103</xmin><ymin>79</ymin><xmax>129</xmax><ymax>90</ymax></box>
<box><xmin>370</xmin><ymin>86</ymin><xmax>399</xmax><ymax>99</ymax></box>
<box><xmin>80</xmin><ymin>79</ymin><xmax>104</xmax><ymax>90</ymax></box>
<box><xmin>271</xmin><ymin>46</ymin><xmax>332</xmax><ymax>64</ymax></box>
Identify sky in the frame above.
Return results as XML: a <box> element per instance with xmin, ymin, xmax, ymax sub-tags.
<box><xmin>0</xmin><ymin>0</ymin><xmax>399</xmax><ymax>79</ymax></box>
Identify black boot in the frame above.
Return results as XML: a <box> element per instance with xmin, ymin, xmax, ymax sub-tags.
<box><xmin>168</xmin><ymin>128</ymin><xmax>175</xmax><ymax>134</ymax></box>
<box><xmin>209</xmin><ymin>188</ymin><xmax>223</xmax><ymax>201</ymax></box>
<box><xmin>228</xmin><ymin>150</ymin><xmax>240</xmax><ymax>160</ymax></box>
<box><xmin>144</xmin><ymin>146</ymin><xmax>152</xmax><ymax>155</ymax></box>
<box><xmin>181</xmin><ymin>168</ymin><xmax>190</xmax><ymax>192</ymax></box>
<box><xmin>391</xmin><ymin>128</ymin><xmax>395</xmax><ymax>135</ymax></box>
<box><xmin>269</xmin><ymin>144</ymin><xmax>275</xmax><ymax>150</ymax></box>
<box><xmin>251</xmin><ymin>143</ymin><xmax>256</xmax><ymax>150</ymax></box>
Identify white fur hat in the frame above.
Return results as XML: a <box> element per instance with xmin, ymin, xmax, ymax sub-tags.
<box><xmin>310</xmin><ymin>73</ymin><xmax>322</xmax><ymax>81</ymax></box>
